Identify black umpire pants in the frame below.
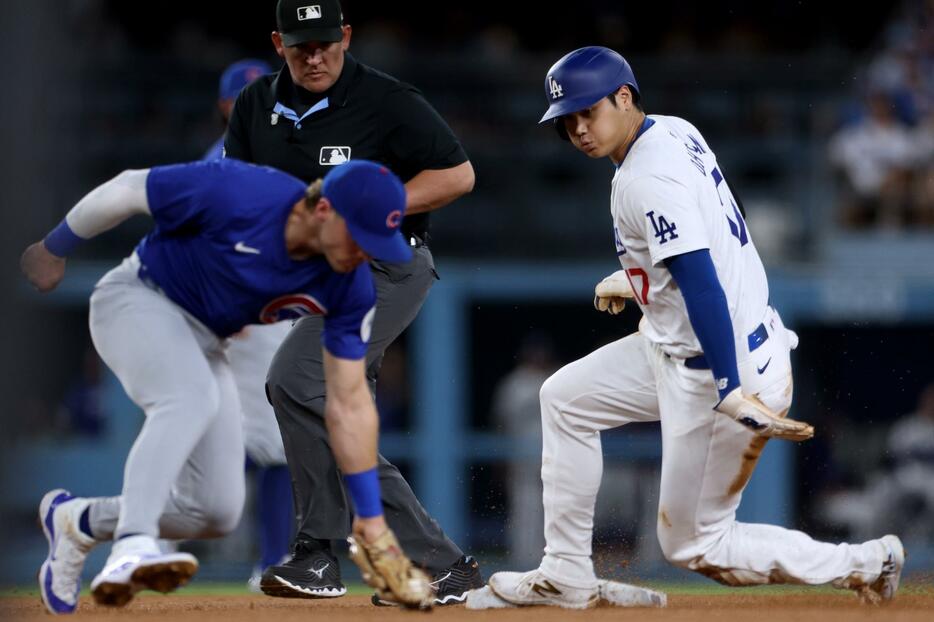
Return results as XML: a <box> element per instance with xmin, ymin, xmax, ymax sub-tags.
<box><xmin>265</xmin><ymin>244</ymin><xmax>463</xmax><ymax>572</ymax></box>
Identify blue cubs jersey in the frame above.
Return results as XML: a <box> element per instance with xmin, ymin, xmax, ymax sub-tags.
<box><xmin>202</xmin><ymin>136</ymin><xmax>225</xmax><ymax>161</ymax></box>
<box><xmin>135</xmin><ymin>158</ymin><xmax>375</xmax><ymax>359</ymax></box>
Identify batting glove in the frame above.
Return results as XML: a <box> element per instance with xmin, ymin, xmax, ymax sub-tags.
<box><xmin>594</xmin><ymin>270</ymin><xmax>635</xmax><ymax>315</ymax></box>
<box><xmin>714</xmin><ymin>388</ymin><xmax>814</xmax><ymax>442</ymax></box>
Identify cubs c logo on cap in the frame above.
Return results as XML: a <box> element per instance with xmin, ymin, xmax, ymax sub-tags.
<box><xmin>385</xmin><ymin>210</ymin><xmax>402</xmax><ymax>229</ymax></box>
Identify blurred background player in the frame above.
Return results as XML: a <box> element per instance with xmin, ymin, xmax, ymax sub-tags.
<box><xmin>24</xmin><ymin>158</ymin><xmax>433</xmax><ymax>613</ymax></box>
<box><xmin>225</xmin><ymin>0</ymin><xmax>481</xmax><ymax>605</ymax></box>
<box><xmin>202</xmin><ymin>57</ymin><xmax>295</xmax><ymax>591</ymax></box>
<box><xmin>204</xmin><ymin>59</ymin><xmax>272</xmax><ymax>161</ymax></box>
<box><xmin>490</xmin><ymin>333</ymin><xmax>557</xmax><ymax>569</ymax></box>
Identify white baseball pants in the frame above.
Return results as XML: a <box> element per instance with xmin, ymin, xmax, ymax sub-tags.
<box><xmin>538</xmin><ymin>307</ymin><xmax>888</xmax><ymax>589</ymax></box>
<box><xmin>86</xmin><ymin>255</ymin><xmax>245</xmax><ymax>540</ymax></box>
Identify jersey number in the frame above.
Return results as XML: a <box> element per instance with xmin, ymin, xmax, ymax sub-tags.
<box><xmin>625</xmin><ymin>268</ymin><xmax>650</xmax><ymax>305</ymax></box>
<box><xmin>711</xmin><ymin>166</ymin><xmax>747</xmax><ymax>246</ymax></box>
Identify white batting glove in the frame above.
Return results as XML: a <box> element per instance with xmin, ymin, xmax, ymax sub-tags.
<box><xmin>714</xmin><ymin>388</ymin><xmax>814</xmax><ymax>442</ymax></box>
<box><xmin>594</xmin><ymin>270</ymin><xmax>635</xmax><ymax>315</ymax></box>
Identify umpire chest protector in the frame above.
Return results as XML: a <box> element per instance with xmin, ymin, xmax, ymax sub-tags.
<box><xmin>226</xmin><ymin>54</ymin><xmax>467</xmax><ymax>239</ymax></box>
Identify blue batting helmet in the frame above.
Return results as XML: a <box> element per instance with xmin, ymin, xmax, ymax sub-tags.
<box><xmin>539</xmin><ymin>46</ymin><xmax>640</xmax><ymax>124</ymax></box>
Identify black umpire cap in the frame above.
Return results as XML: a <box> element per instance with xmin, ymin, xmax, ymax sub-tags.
<box><xmin>276</xmin><ymin>0</ymin><xmax>344</xmax><ymax>47</ymax></box>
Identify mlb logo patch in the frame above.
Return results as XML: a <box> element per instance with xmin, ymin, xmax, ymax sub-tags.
<box><xmin>319</xmin><ymin>146</ymin><xmax>351</xmax><ymax>165</ymax></box>
<box><xmin>297</xmin><ymin>5</ymin><xmax>321</xmax><ymax>20</ymax></box>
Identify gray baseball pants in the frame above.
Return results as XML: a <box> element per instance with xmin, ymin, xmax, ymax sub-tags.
<box><xmin>85</xmin><ymin>254</ymin><xmax>245</xmax><ymax>540</ymax></box>
<box><xmin>266</xmin><ymin>245</ymin><xmax>463</xmax><ymax>571</ymax></box>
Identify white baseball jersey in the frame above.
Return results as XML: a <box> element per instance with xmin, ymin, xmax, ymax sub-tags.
<box><xmin>611</xmin><ymin>114</ymin><xmax>770</xmax><ymax>359</ymax></box>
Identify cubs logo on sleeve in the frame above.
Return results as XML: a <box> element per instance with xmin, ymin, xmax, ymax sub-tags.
<box><xmin>260</xmin><ymin>293</ymin><xmax>327</xmax><ymax>324</ymax></box>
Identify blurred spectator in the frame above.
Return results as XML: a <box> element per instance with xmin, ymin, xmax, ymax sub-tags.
<box><xmin>828</xmin><ymin>91</ymin><xmax>917</xmax><ymax>228</ymax></box>
<box><xmin>818</xmin><ymin>382</ymin><xmax>934</xmax><ymax>546</ymax></box>
<box><xmin>830</xmin><ymin>0</ymin><xmax>934</xmax><ymax>229</ymax></box>
<box><xmin>491</xmin><ymin>333</ymin><xmax>559</xmax><ymax>568</ymax></box>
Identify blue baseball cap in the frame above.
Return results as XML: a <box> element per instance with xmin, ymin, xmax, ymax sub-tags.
<box><xmin>219</xmin><ymin>59</ymin><xmax>272</xmax><ymax>101</ymax></box>
<box><xmin>322</xmin><ymin>160</ymin><xmax>411</xmax><ymax>263</ymax></box>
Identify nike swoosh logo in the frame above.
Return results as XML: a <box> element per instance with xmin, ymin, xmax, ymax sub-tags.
<box><xmin>234</xmin><ymin>241</ymin><xmax>261</xmax><ymax>254</ymax></box>
<box><xmin>309</xmin><ymin>562</ymin><xmax>329</xmax><ymax>579</ymax></box>
<box><xmin>756</xmin><ymin>358</ymin><xmax>771</xmax><ymax>374</ymax></box>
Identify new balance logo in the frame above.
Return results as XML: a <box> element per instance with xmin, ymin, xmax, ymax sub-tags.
<box><xmin>309</xmin><ymin>562</ymin><xmax>330</xmax><ymax>579</ymax></box>
<box><xmin>531</xmin><ymin>580</ymin><xmax>562</xmax><ymax>598</ymax></box>
<box><xmin>548</xmin><ymin>75</ymin><xmax>563</xmax><ymax>99</ymax></box>
<box><xmin>234</xmin><ymin>241</ymin><xmax>261</xmax><ymax>254</ymax></box>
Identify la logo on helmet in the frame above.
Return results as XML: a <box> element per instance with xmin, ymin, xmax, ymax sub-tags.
<box><xmin>548</xmin><ymin>75</ymin><xmax>563</xmax><ymax>99</ymax></box>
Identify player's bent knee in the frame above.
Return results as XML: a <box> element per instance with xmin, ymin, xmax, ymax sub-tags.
<box><xmin>656</xmin><ymin>524</ymin><xmax>704</xmax><ymax>567</ymax></box>
<box><xmin>154</xmin><ymin>381</ymin><xmax>221</xmax><ymax>423</ymax></box>
<box><xmin>201</xmin><ymin>488</ymin><xmax>245</xmax><ymax>537</ymax></box>
<box><xmin>539</xmin><ymin>370</ymin><xmax>573</xmax><ymax>410</ymax></box>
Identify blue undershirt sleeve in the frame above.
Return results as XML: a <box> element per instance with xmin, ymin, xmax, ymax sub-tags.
<box><xmin>664</xmin><ymin>249</ymin><xmax>740</xmax><ymax>399</ymax></box>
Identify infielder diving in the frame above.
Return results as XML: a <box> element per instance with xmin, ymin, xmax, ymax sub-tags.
<box><xmin>486</xmin><ymin>46</ymin><xmax>904</xmax><ymax>608</ymax></box>
<box><xmin>21</xmin><ymin>158</ymin><xmax>433</xmax><ymax>613</ymax></box>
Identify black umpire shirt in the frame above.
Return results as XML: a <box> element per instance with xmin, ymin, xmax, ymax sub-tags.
<box><xmin>225</xmin><ymin>54</ymin><xmax>467</xmax><ymax>240</ymax></box>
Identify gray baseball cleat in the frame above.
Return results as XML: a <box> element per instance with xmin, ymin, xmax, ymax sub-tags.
<box><xmin>91</xmin><ymin>535</ymin><xmax>198</xmax><ymax>607</ymax></box>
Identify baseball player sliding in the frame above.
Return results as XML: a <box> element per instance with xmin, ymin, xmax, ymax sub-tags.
<box><xmin>486</xmin><ymin>47</ymin><xmax>904</xmax><ymax>608</ymax></box>
<box><xmin>22</xmin><ymin>159</ymin><xmax>433</xmax><ymax>613</ymax></box>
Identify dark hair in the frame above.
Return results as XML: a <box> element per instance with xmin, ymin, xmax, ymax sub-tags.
<box><xmin>607</xmin><ymin>85</ymin><xmax>642</xmax><ymax>111</ymax></box>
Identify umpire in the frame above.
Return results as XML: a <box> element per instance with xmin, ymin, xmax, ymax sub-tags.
<box><xmin>224</xmin><ymin>0</ymin><xmax>481</xmax><ymax>606</ymax></box>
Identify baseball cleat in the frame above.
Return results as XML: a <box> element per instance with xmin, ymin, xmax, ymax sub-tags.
<box><xmin>488</xmin><ymin>569</ymin><xmax>599</xmax><ymax>609</ymax></box>
<box><xmin>259</xmin><ymin>540</ymin><xmax>346</xmax><ymax>598</ymax></box>
<box><xmin>858</xmin><ymin>534</ymin><xmax>905</xmax><ymax>605</ymax></box>
<box><xmin>38</xmin><ymin>489</ymin><xmax>97</xmax><ymax>615</ymax></box>
<box><xmin>90</xmin><ymin>535</ymin><xmax>198</xmax><ymax>607</ymax></box>
<box><xmin>371</xmin><ymin>554</ymin><xmax>484</xmax><ymax>606</ymax></box>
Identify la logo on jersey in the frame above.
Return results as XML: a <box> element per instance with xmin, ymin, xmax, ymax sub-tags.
<box><xmin>548</xmin><ymin>75</ymin><xmax>563</xmax><ymax>99</ymax></box>
<box><xmin>646</xmin><ymin>210</ymin><xmax>678</xmax><ymax>244</ymax></box>
<box><xmin>260</xmin><ymin>294</ymin><xmax>327</xmax><ymax>324</ymax></box>
<box><xmin>297</xmin><ymin>5</ymin><xmax>321</xmax><ymax>20</ymax></box>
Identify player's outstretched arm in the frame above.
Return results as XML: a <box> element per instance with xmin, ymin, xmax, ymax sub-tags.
<box><xmin>322</xmin><ymin>349</ymin><xmax>433</xmax><ymax>609</ymax></box>
<box><xmin>594</xmin><ymin>269</ymin><xmax>636</xmax><ymax>314</ymax></box>
<box><xmin>20</xmin><ymin>169</ymin><xmax>151</xmax><ymax>292</ymax></box>
<box><xmin>665</xmin><ymin>249</ymin><xmax>813</xmax><ymax>442</ymax></box>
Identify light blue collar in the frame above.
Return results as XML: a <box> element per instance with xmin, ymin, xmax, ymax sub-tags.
<box><xmin>273</xmin><ymin>97</ymin><xmax>329</xmax><ymax>123</ymax></box>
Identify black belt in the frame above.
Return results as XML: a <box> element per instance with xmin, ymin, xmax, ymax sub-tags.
<box><xmin>680</xmin><ymin>323</ymin><xmax>769</xmax><ymax>370</ymax></box>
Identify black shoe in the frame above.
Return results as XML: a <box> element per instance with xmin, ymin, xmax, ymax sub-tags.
<box><xmin>260</xmin><ymin>540</ymin><xmax>346</xmax><ymax>599</ymax></box>
<box><xmin>371</xmin><ymin>555</ymin><xmax>484</xmax><ymax>607</ymax></box>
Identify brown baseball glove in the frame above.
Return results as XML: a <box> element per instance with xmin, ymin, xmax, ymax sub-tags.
<box><xmin>347</xmin><ymin>528</ymin><xmax>433</xmax><ymax>610</ymax></box>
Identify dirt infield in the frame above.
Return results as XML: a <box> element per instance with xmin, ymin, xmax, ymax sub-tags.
<box><xmin>3</xmin><ymin>591</ymin><xmax>933</xmax><ymax>622</ymax></box>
